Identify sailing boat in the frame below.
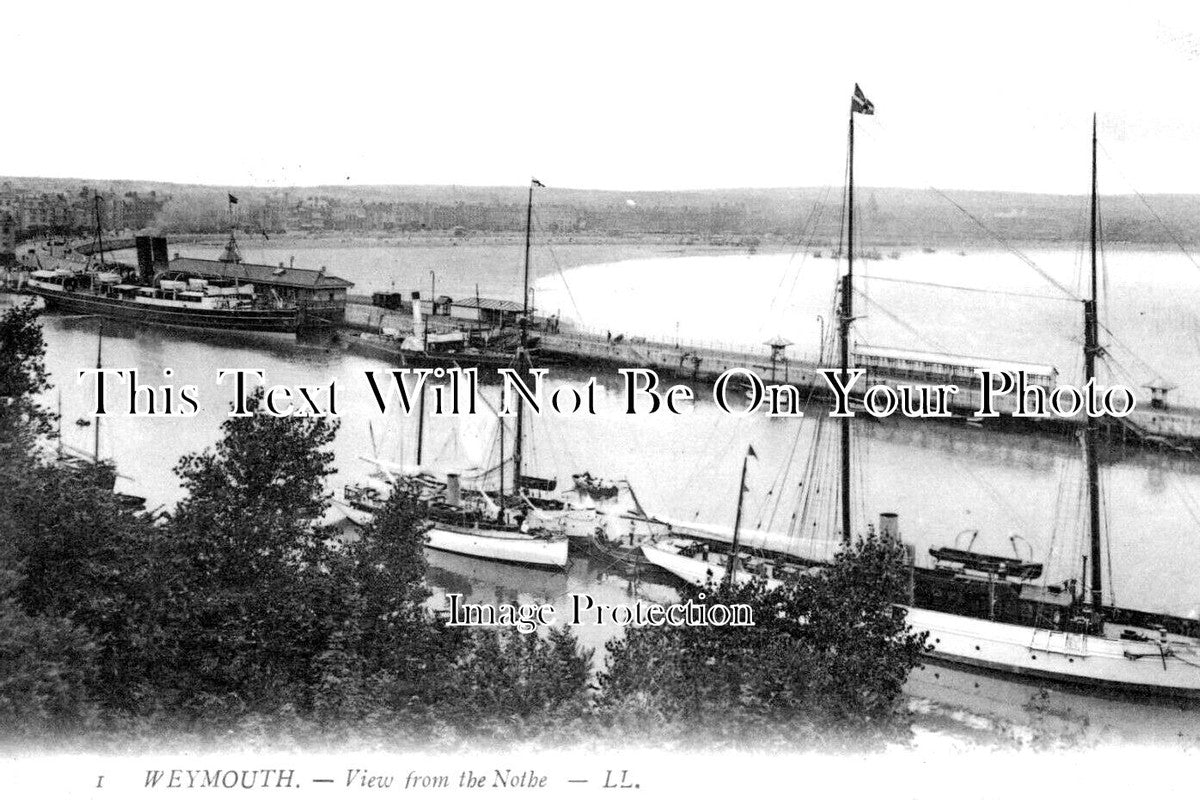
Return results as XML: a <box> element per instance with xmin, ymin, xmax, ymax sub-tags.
<box><xmin>346</xmin><ymin>180</ymin><xmax>567</xmax><ymax>568</ymax></box>
<box><xmin>422</xmin><ymin>179</ymin><xmax>569</xmax><ymax>567</ymax></box>
<box><xmin>349</xmin><ymin>390</ymin><xmax>571</xmax><ymax>568</ymax></box>
<box><xmin>641</xmin><ymin>444</ymin><xmax>810</xmax><ymax>588</ymax></box>
<box><xmin>638</xmin><ymin>87</ymin><xmax>873</xmax><ymax>587</ymax></box>
<box><xmin>901</xmin><ymin>116</ymin><xmax>1200</xmax><ymax>697</ymax></box>
<box><xmin>54</xmin><ymin>319</ymin><xmax>147</xmax><ymax>510</ymax></box>
<box><xmin>347</xmin><ymin>184</ymin><xmax>637</xmax><ymax>555</ymax></box>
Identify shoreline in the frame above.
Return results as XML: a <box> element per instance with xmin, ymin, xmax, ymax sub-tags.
<box><xmin>114</xmin><ymin>229</ymin><xmax>1194</xmax><ymax>255</ymax></box>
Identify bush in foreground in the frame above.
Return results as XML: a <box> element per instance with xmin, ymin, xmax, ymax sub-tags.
<box><xmin>597</xmin><ymin>537</ymin><xmax>927</xmax><ymax>749</ymax></box>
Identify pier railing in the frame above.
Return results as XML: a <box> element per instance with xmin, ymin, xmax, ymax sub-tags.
<box><xmin>540</xmin><ymin>328</ymin><xmax>821</xmax><ymax>386</ymax></box>
<box><xmin>343</xmin><ymin>301</ymin><xmax>821</xmax><ymax>368</ymax></box>
<box><xmin>551</xmin><ymin>323</ymin><xmax>821</xmax><ymax>366</ymax></box>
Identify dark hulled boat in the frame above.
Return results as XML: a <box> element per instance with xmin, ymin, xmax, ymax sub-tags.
<box><xmin>25</xmin><ymin>268</ymin><xmax>299</xmax><ymax>338</ymax></box>
<box><xmin>21</xmin><ymin>194</ymin><xmax>350</xmax><ymax>338</ymax></box>
<box><xmin>23</xmin><ymin>218</ymin><xmax>301</xmax><ymax>338</ymax></box>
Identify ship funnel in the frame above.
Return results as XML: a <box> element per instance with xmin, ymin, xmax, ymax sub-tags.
<box><xmin>446</xmin><ymin>472</ymin><xmax>461</xmax><ymax>506</ymax></box>
<box><xmin>150</xmin><ymin>236</ymin><xmax>169</xmax><ymax>266</ymax></box>
<box><xmin>410</xmin><ymin>291</ymin><xmax>426</xmax><ymax>350</ymax></box>
<box><xmin>135</xmin><ymin>235</ymin><xmax>155</xmax><ymax>282</ymax></box>
<box><xmin>879</xmin><ymin>512</ymin><xmax>899</xmax><ymax>542</ymax></box>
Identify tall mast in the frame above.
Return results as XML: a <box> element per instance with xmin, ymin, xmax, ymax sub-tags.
<box><xmin>725</xmin><ymin>446</ymin><xmax>754</xmax><ymax>587</ymax></box>
<box><xmin>56</xmin><ymin>390</ymin><xmax>63</xmax><ymax>460</ymax></box>
<box><xmin>513</xmin><ymin>179</ymin><xmax>536</xmax><ymax>490</ymax></box>
<box><xmin>94</xmin><ymin>322</ymin><xmax>103</xmax><ymax>462</ymax></box>
<box><xmin>94</xmin><ymin>193</ymin><xmax>105</xmax><ymax>270</ymax></box>
<box><xmin>415</xmin><ymin>379</ymin><xmax>426</xmax><ymax>466</ymax></box>
<box><xmin>1085</xmin><ymin>114</ymin><xmax>1103</xmax><ymax>609</ymax></box>
<box><xmin>839</xmin><ymin>105</ymin><xmax>856</xmax><ymax>544</ymax></box>
<box><xmin>840</xmin><ymin>85</ymin><xmax>873</xmax><ymax>544</ymax></box>
<box><xmin>499</xmin><ymin>385</ymin><xmax>506</xmax><ymax>502</ymax></box>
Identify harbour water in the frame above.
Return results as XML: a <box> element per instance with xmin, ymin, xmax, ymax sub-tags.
<box><xmin>27</xmin><ymin>242</ymin><xmax>1200</xmax><ymax>741</ymax></box>
<box><xmin>173</xmin><ymin>238</ymin><xmax>1200</xmax><ymax>395</ymax></box>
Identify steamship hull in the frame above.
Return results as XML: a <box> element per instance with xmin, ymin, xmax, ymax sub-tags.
<box><xmin>28</xmin><ymin>285</ymin><xmax>298</xmax><ymax>338</ymax></box>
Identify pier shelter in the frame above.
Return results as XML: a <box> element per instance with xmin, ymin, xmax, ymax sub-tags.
<box><xmin>449</xmin><ymin>297</ymin><xmax>524</xmax><ymax>327</ymax></box>
<box><xmin>168</xmin><ymin>253</ymin><xmax>354</xmax><ymax>322</ymax></box>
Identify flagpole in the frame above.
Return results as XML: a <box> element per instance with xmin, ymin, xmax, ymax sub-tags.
<box><xmin>513</xmin><ymin>179</ymin><xmax>536</xmax><ymax>494</ymax></box>
<box><xmin>840</xmin><ymin>102</ymin><xmax>855</xmax><ymax>545</ymax></box>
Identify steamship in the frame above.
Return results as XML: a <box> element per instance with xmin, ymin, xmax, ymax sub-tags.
<box><xmin>22</xmin><ymin>233</ymin><xmax>351</xmax><ymax>338</ymax></box>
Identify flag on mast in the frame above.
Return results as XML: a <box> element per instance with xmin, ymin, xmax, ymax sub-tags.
<box><xmin>228</xmin><ymin>193</ymin><xmax>239</xmax><ymax>204</ymax></box>
<box><xmin>747</xmin><ymin>444</ymin><xmax>758</xmax><ymax>459</ymax></box>
<box><xmin>531</xmin><ymin>178</ymin><xmax>545</xmax><ymax>188</ymax></box>
<box><xmin>851</xmin><ymin>84</ymin><xmax>875</xmax><ymax>115</ymax></box>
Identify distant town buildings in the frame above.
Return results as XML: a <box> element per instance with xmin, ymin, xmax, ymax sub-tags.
<box><xmin>0</xmin><ymin>212</ymin><xmax>16</xmax><ymax>266</ymax></box>
<box><xmin>6</xmin><ymin>179</ymin><xmax>1187</xmax><ymax>246</ymax></box>
<box><xmin>0</xmin><ymin>179</ymin><xmax>803</xmax><ymax>242</ymax></box>
<box><xmin>275</xmin><ymin>196</ymin><xmax>753</xmax><ymax>236</ymax></box>
<box><xmin>0</xmin><ymin>183</ymin><xmax>168</xmax><ymax>239</ymax></box>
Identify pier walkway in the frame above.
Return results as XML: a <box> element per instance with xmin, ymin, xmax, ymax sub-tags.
<box><xmin>340</xmin><ymin>301</ymin><xmax>1200</xmax><ymax>449</ymax></box>
<box><xmin>343</xmin><ymin>300</ymin><xmax>814</xmax><ymax>383</ymax></box>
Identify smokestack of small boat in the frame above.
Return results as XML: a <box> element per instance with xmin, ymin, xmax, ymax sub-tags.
<box><xmin>881</xmin><ymin>512</ymin><xmax>916</xmax><ymax>603</ymax></box>
<box><xmin>879</xmin><ymin>512</ymin><xmax>899</xmax><ymax>542</ymax></box>
<box><xmin>446</xmin><ymin>473</ymin><xmax>461</xmax><ymax>506</ymax></box>
<box><xmin>411</xmin><ymin>290</ymin><xmax>426</xmax><ymax>350</ymax></box>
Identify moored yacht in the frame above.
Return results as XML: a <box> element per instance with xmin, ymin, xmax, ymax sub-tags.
<box><xmin>899</xmin><ymin>117</ymin><xmax>1200</xmax><ymax>697</ymax></box>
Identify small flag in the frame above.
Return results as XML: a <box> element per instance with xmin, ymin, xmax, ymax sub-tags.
<box><xmin>260</xmin><ymin>227</ymin><xmax>270</xmax><ymax>241</ymax></box>
<box><xmin>747</xmin><ymin>444</ymin><xmax>758</xmax><ymax>459</ymax></box>
<box><xmin>228</xmin><ymin>193</ymin><xmax>239</xmax><ymax>205</ymax></box>
<box><xmin>531</xmin><ymin>178</ymin><xmax>545</xmax><ymax>188</ymax></box>
<box><xmin>851</xmin><ymin>84</ymin><xmax>874</xmax><ymax>115</ymax></box>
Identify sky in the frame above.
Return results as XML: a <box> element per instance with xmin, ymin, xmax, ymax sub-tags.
<box><xmin>4</xmin><ymin>1</ymin><xmax>1200</xmax><ymax>194</ymax></box>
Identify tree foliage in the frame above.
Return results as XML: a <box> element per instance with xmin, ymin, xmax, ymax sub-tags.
<box><xmin>441</xmin><ymin>625</ymin><xmax>592</xmax><ymax>740</ymax></box>
<box><xmin>0</xmin><ymin>304</ymin><xmax>156</xmax><ymax>725</ymax></box>
<box><xmin>0</xmin><ymin>299</ymin><xmax>54</xmax><ymax>440</ymax></box>
<box><xmin>597</xmin><ymin>534</ymin><xmax>927</xmax><ymax>748</ymax></box>
<box><xmin>149</xmin><ymin>389</ymin><xmax>343</xmax><ymax>719</ymax></box>
<box><xmin>0</xmin><ymin>565</ymin><xmax>98</xmax><ymax>736</ymax></box>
